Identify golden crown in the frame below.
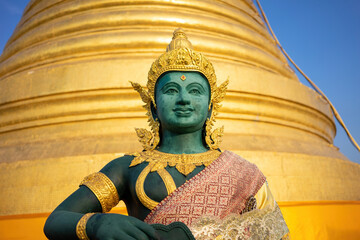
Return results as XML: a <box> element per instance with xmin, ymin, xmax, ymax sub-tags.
<box><xmin>146</xmin><ymin>28</ymin><xmax>218</xmax><ymax>106</ymax></box>
<box><xmin>131</xmin><ymin>28</ymin><xmax>228</xmax><ymax>150</ymax></box>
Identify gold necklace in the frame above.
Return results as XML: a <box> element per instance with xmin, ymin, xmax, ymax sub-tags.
<box><xmin>130</xmin><ymin>150</ymin><xmax>221</xmax><ymax>175</ymax></box>
<box><xmin>129</xmin><ymin>150</ymin><xmax>221</xmax><ymax>210</ymax></box>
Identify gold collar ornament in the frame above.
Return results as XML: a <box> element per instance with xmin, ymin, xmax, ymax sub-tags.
<box><xmin>130</xmin><ymin>28</ymin><xmax>229</xmax><ymax>151</ymax></box>
<box><xmin>130</xmin><ymin>150</ymin><xmax>222</xmax><ymax>210</ymax></box>
<box><xmin>130</xmin><ymin>149</ymin><xmax>221</xmax><ymax>176</ymax></box>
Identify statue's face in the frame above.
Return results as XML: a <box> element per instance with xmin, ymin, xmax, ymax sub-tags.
<box><xmin>155</xmin><ymin>71</ymin><xmax>210</xmax><ymax>134</ymax></box>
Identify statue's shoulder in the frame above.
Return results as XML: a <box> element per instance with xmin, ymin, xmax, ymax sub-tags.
<box><xmin>221</xmin><ymin>150</ymin><xmax>263</xmax><ymax>174</ymax></box>
<box><xmin>100</xmin><ymin>152</ymin><xmax>139</xmax><ymax>175</ymax></box>
<box><xmin>221</xmin><ymin>150</ymin><xmax>266</xmax><ymax>186</ymax></box>
<box><xmin>97</xmin><ymin>152</ymin><xmax>142</xmax><ymax>189</ymax></box>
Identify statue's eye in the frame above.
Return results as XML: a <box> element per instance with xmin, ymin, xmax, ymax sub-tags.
<box><xmin>165</xmin><ymin>88</ymin><xmax>178</xmax><ymax>94</ymax></box>
<box><xmin>189</xmin><ymin>88</ymin><xmax>201</xmax><ymax>95</ymax></box>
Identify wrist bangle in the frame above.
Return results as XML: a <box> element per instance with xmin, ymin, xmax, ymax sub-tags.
<box><xmin>76</xmin><ymin>213</ymin><xmax>96</xmax><ymax>240</ymax></box>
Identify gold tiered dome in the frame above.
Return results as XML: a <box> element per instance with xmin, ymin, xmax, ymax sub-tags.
<box><xmin>0</xmin><ymin>0</ymin><xmax>359</xmax><ymax>239</ymax></box>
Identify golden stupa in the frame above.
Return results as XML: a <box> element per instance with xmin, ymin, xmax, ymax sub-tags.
<box><xmin>0</xmin><ymin>0</ymin><xmax>359</xmax><ymax>239</ymax></box>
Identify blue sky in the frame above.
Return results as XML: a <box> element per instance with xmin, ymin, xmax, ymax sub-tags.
<box><xmin>259</xmin><ymin>0</ymin><xmax>360</xmax><ymax>163</ymax></box>
<box><xmin>0</xmin><ymin>0</ymin><xmax>359</xmax><ymax>163</ymax></box>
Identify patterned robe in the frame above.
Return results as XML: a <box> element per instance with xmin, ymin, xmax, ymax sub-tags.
<box><xmin>144</xmin><ymin>151</ymin><xmax>289</xmax><ymax>239</ymax></box>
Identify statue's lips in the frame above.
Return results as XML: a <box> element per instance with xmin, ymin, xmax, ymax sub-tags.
<box><xmin>173</xmin><ymin>107</ymin><xmax>194</xmax><ymax>117</ymax></box>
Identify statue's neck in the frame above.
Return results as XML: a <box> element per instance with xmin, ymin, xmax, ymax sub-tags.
<box><xmin>157</xmin><ymin>129</ymin><xmax>208</xmax><ymax>154</ymax></box>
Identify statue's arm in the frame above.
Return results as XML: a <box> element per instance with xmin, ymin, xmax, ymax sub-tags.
<box><xmin>43</xmin><ymin>185</ymin><xmax>100</xmax><ymax>239</ymax></box>
<box><xmin>44</xmin><ymin>155</ymin><xmax>157</xmax><ymax>240</ymax></box>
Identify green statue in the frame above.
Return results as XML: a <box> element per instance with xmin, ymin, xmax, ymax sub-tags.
<box><xmin>44</xmin><ymin>29</ymin><xmax>289</xmax><ymax>240</ymax></box>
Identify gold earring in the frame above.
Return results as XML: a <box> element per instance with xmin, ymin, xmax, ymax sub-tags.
<box><xmin>205</xmin><ymin>114</ymin><xmax>224</xmax><ymax>150</ymax></box>
<box><xmin>135</xmin><ymin>117</ymin><xmax>160</xmax><ymax>151</ymax></box>
<box><xmin>152</xmin><ymin>118</ymin><xmax>160</xmax><ymax>149</ymax></box>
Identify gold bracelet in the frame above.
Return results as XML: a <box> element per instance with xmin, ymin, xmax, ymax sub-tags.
<box><xmin>80</xmin><ymin>172</ymin><xmax>120</xmax><ymax>212</ymax></box>
<box><xmin>76</xmin><ymin>213</ymin><xmax>96</xmax><ymax>240</ymax></box>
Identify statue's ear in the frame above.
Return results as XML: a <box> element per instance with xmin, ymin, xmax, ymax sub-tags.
<box><xmin>150</xmin><ymin>102</ymin><xmax>158</xmax><ymax>120</ymax></box>
<box><xmin>207</xmin><ymin>104</ymin><xmax>213</xmax><ymax>119</ymax></box>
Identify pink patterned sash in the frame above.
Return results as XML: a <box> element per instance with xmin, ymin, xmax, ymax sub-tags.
<box><xmin>144</xmin><ymin>151</ymin><xmax>266</xmax><ymax>226</ymax></box>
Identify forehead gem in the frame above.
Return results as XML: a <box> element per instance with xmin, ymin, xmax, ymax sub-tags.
<box><xmin>180</xmin><ymin>75</ymin><xmax>186</xmax><ymax>81</ymax></box>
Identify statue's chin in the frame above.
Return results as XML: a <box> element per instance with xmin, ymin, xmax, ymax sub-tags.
<box><xmin>165</xmin><ymin>123</ymin><xmax>205</xmax><ymax>134</ymax></box>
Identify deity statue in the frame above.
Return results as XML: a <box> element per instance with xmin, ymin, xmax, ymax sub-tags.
<box><xmin>44</xmin><ymin>29</ymin><xmax>289</xmax><ymax>240</ymax></box>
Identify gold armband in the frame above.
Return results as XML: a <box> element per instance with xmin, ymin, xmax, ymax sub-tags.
<box><xmin>76</xmin><ymin>213</ymin><xmax>96</xmax><ymax>240</ymax></box>
<box><xmin>80</xmin><ymin>172</ymin><xmax>119</xmax><ymax>212</ymax></box>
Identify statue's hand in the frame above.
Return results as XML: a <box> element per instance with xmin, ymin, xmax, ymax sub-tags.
<box><xmin>87</xmin><ymin>213</ymin><xmax>158</xmax><ymax>240</ymax></box>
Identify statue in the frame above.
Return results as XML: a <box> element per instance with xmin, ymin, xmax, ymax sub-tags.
<box><xmin>44</xmin><ymin>29</ymin><xmax>289</xmax><ymax>240</ymax></box>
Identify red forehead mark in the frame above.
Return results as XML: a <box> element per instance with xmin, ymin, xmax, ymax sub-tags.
<box><xmin>180</xmin><ymin>75</ymin><xmax>186</xmax><ymax>81</ymax></box>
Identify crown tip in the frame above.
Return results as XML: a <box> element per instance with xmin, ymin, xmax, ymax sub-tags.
<box><xmin>172</xmin><ymin>28</ymin><xmax>186</xmax><ymax>38</ymax></box>
<box><xmin>166</xmin><ymin>28</ymin><xmax>193</xmax><ymax>52</ymax></box>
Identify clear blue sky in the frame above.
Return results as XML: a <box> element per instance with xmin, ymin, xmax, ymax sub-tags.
<box><xmin>0</xmin><ymin>0</ymin><xmax>359</xmax><ymax>163</ymax></box>
<box><xmin>259</xmin><ymin>0</ymin><xmax>360</xmax><ymax>164</ymax></box>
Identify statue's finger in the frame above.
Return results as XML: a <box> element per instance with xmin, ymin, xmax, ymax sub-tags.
<box><xmin>131</xmin><ymin>220</ymin><xmax>158</xmax><ymax>240</ymax></box>
<box><xmin>124</xmin><ymin>224</ymin><xmax>153</xmax><ymax>240</ymax></box>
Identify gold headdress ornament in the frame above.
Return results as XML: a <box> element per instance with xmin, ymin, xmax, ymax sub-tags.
<box><xmin>130</xmin><ymin>28</ymin><xmax>228</xmax><ymax>150</ymax></box>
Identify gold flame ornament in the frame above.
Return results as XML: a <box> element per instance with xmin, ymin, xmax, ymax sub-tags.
<box><xmin>131</xmin><ymin>28</ymin><xmax>228</xmax><ymax>150</ymax></box>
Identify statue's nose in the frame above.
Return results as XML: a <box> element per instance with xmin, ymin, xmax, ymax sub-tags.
<box><xmin>177</xmin><ymin>89</ymin><xmax>191</xmax><ymax>105</ymax></box>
